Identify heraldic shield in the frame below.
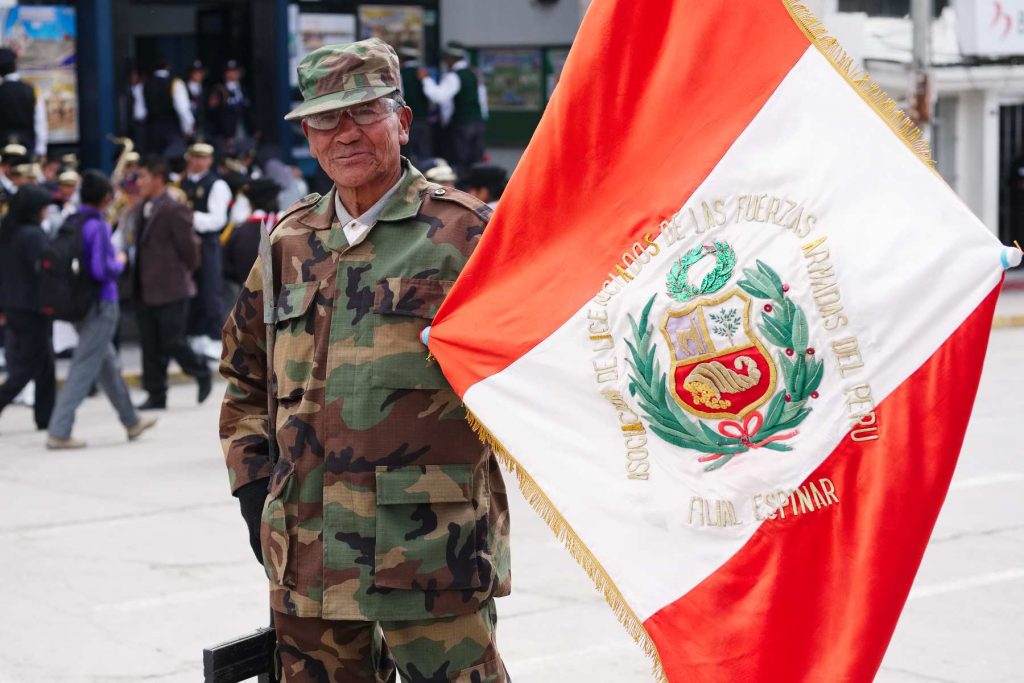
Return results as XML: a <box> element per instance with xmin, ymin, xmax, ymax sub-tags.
<box><xmin>660</xmin><ymin>289</ymin><xmax>778</xmax><ymax>420</ymax></box>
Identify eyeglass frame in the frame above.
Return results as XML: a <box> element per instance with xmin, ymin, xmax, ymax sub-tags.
<box><xmin>303</xmin><ymin>97</ymin><xmax>405</xmax><ymax>131</ymax></box>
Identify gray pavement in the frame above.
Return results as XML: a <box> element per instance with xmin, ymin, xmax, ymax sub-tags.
<box><xmin>0</xmin><ymin>308</ymin><xmax>1021</xmax><ymax>681</ymax></box>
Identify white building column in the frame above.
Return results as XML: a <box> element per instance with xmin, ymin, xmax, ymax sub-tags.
<box><xmin>955</xmin><ymin>90</ymin><xmax>1001</xmax><ymax>235</ymax></box>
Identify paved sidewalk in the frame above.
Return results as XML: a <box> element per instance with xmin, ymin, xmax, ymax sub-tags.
<box><xmin>0</xmin><ymin>288</ymin><xmax>1020</xmax><ymax>682</ymax></box>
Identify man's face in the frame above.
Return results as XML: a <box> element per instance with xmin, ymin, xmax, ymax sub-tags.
<box><xmin>137</xmin><ymin>168</ymin><xmax>161</xmax><ymax>199</ymax></box>
<box><xmin>186</xmin><ymin>154</ymin><xmax>213</xmax><ymax>176</ymax></box>
<box><xmin>190</xmin><ymin>71</ymin><xmax>204</xmax><ymax>83</ymax></box>
<box><xmin>225</xmin><ymin>68</ymin><xmax>241</xmax><ymax>83</ymax></box>
<box><xmin>302</xmin><ymin>97</ymin><xmax>411</xmax><ymax>193</ymax></box>
<box><xmin>59</xmin><ymin>184</ymin><xmax>76</xmax><ymax>202</ymax></box>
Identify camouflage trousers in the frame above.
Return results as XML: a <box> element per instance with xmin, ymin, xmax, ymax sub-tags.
<box><xmin>274</xmin><ymin>599</ymin><xmax>509</xmax><ymax>683</ymax></box>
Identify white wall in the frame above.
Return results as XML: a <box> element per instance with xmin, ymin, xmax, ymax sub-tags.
<box><xmin>955</xmin><ymin>90</ymin><xmax>1001</xmax><ymax>233</ymax></box>
<box><xmin>440</xmin><ymin>0</ymin><xmax>581</xmax><ymax>47</ymax></box>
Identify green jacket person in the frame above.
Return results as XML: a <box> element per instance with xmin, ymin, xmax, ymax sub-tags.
<box><xmin>219</xmin><ymin>38</ymin><xmax>511</xmax><ymax>682</ymax></box>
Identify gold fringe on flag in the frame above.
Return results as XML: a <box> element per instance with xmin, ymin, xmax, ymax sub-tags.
<box><xmin>465</xmin><ymin>410</ymin><xmax>669</xmax><ymax>682</ymax></box>
<box><xmin>782</xmin><ymin>0</ymin><xmax>935</xmax><ymax>166</ymax></box>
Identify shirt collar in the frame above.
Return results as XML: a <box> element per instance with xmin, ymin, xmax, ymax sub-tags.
<box><xmin>4</xmin><ymin>72</ymin><xmax>19</xmax><ymax>81</ymax></box>
<box><xmin>298</xmin><ymin>158</ymin><xmax>429</xmax><ymax>233</ymax></box>
<box><xmin>334</xmin><ymin>171</ymin><xmax>406</xmax><ymax>227</ymax></box>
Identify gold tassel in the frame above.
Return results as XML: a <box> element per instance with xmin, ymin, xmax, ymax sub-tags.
<box><xmin>782</xmin><ymin>0</ymin><xmax>935</xmax><ymax>166</ymax></box>
<box><xmin>465</xmin><ymin>410</ymin><xmax>669</xmax><ymax>682</ymax></box>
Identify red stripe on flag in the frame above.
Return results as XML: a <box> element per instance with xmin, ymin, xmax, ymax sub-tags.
<box><xmin>643</xmin><ymin>283</ymin><xmax>1001</xmax><ymax>682</ymax></box>
<box><xmin>430</xmin><ymin>0</ymin><xmax>809</xmax><ymax>396</ymax></box>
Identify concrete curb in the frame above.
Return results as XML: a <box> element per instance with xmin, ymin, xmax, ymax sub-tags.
<box><xmin>993</xmin><ymin>315</ymin><xmax>1024</xmax><ymax>329</ymax></box>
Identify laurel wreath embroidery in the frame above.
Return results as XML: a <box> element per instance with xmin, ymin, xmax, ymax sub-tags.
<box><xmin>666</xmin><ymin>241</ymin><xmax>737</xmax><ymax>303</ymax></box>
<box><xmin>626</xmin><ymin>260</ymin><xmax>823</xmax><ymax>472</ymax></box>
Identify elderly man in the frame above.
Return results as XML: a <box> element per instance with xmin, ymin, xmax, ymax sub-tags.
<box><xmin>219</xmin><ymin>39</ymin><xmax>510</xmax><ymax>683</ymax></box>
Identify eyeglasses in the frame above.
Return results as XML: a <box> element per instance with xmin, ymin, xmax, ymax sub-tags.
<box><xmin>304</xmin><ymin>98</ymin><xmax>402</xmax><ymax>131</ymax></box>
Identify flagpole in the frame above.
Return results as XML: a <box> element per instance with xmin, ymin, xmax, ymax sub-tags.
<box><xmin>911</xmin><ymin>0</ymin><xmax>933</xmax><ymax>142</ymax></box>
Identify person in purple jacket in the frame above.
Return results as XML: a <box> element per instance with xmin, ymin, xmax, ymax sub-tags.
<box><xmin>46</xmin><ymin>171</ymin><xmax>157</xmax><ymax>449</ymax></box>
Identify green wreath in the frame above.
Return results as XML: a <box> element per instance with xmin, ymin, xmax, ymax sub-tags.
<box><xmin>666</xmin><ymin>241</ymin><xmax>736</xmax><ymax>303</ymax></box>
<box><xmin>626</xmin><ymin>260</ymin><xmax>823</xmax><ymax>472</ymax></box>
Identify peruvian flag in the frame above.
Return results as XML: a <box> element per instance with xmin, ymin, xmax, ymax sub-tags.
<box><xmin>429</xmin><ymin>1</ymin><xmax>1019</xmax><ymax>680</ymax></box>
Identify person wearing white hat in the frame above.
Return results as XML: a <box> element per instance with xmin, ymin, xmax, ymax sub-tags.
<box><xmin>182</xmin><ymin>142</ymin><xmax>231</xmax><ymax>361</ymax></box>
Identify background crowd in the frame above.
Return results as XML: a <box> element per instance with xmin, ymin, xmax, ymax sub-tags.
<box><xmin>0</xmin><ymin>40</ymin><xmax>510</xmax><ymax>449</ymax></box>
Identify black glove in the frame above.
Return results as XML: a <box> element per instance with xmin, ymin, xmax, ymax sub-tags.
<box><xmin>235</xmin><ymin>477</ymin><xmax>270</xmax><ymax>564</ymax></box>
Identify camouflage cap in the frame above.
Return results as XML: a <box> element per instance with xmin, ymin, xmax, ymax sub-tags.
<box><xmin>285</xmin><ymin>38</ymin><xmax>400</xmax><ymax>121</ymax></box>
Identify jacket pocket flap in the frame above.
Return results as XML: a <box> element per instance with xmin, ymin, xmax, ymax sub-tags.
<box><xmin>376</xmin><ymin>464</ymin><xmax>473</xmax><ymax>505</ymax></box>
<box><xmin>373</xmin><ymin>278</ymin><xmax>455</xmax><ymax>319</ymax></box>
<box><xmin>268</xmin><ymin>458</ymin><xmax>295</xmax><ymax>499</ymax></box>
<box><xmin>274</xmin><ymin>282</ymin><xmax>318</xmax><ymax>323</ymax></box>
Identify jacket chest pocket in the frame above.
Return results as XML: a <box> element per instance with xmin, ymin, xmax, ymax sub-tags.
<box><xmin>272</xmin><ymin>281</ymin><xmax>321</xmax><ymax>402</ymax></box>
<box><xmin>370</xmin><ymin>277</ymin><xmax>454</xmax><ymax>391</ymax></box>
<box><xmin>374</xmin><ymin>463</ymin><xmax>486</xmax><ymax>591</ymax></box>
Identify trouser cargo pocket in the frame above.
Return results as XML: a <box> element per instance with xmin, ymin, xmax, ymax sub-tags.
<box><xmin>374</xmin><ymin>463</ymin><xmax>486</xmax><ymax>591</ymax></box>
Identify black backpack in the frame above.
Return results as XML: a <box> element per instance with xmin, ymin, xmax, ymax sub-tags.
<box><xmin>37</xmin><ymin>211</ymin><xmax>100</xmax><ymax>321</ymax></box>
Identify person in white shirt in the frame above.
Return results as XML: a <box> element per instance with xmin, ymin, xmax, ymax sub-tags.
<box><xmin>180</xmin><ymin>142</ymin><xmax>230</xmax><ymax>360</ymax></box>
<box><xmin>419</xmin><ymin>42</ymin><xmax>488</xmax><ymax>176</ymax></box>
<box><xmin>142</xmin><ymin>60</ymin><xmax>194</xmax><ymax>158</ymax></box>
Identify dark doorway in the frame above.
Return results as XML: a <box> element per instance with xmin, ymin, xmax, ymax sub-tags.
<box><xmin>116</xmin><ymin>1</ymin><xmax>254</xmax><ymax>140</ymax></box>
<box><xmin>998</xmin><ymin>103</ymin><xmax>1024</xmax><ymax>248</ymax></box>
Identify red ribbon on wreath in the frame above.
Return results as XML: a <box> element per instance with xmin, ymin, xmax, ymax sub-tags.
<box><xmin>698</xmin><ymin>410</ymin><xmax>798</xmax><ymax>463</ymax></box>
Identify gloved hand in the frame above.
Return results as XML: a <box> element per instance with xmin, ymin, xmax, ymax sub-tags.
<box><xmin>235</xmin><ymin>477</ymin><xmax>270</xmax><ymax>564</ymax></box>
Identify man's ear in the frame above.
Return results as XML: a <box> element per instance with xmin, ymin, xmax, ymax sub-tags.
<box><xmin>300</xmin><ymin>119</ymin><xmax>315</xmax><ymax>159</ymax></box>
<box><xmin>398</xmin><ymin>106</ymin><xmax>412</xmax><ymax>146</ymax></box>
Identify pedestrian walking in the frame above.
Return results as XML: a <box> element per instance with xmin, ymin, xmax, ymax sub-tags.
<box><xmin>46</xmin><ymin>171</ymin><xmax>157</xmax><ymax>449</ymax></box>
<box><xmin>0</xmin><ymin>185</ymin><xmax>57</xmax><ymax>430</ymax></box>
<box><xmin>421</xmin><ymin>42</ymin><xmax>488</xmax><ymax>176</ymax></box>
<box><xmin>181</xmin><ymin>142</ymin><xmax>231</xmax><ymax>360</ymax></box>
<box><xmin>142</xmin><ymin>60</ymin><xmax>194</xmax><ymax>158</ymax></box>
<box><xmin>221</xmin><ymin>39</ymin><xmax>510</xmax><ymax>682</ymax></box>
<box><xmin>131</xmin><ymin>157</ymin><xmax>211</xmax><ymax>410</ymax></box>
<box><xmin>0</xmin><ymin>47</ymin><xmax>48</xmax><ymax>160</ymax></box>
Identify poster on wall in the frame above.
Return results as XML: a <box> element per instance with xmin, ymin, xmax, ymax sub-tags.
<box><xmin>358</xmin><ymin>5</ymin><xmax>423</xmax><ymax>57</ymax></box>
<box><xmin>0</xmin><ymin>5</ymin><xmax>77</xmax><ymax>144</ymax></box>
<box><xmin>480</xmin><ymin>48</ymin><xmax>542</xmax><ymax>111</ymax></box>
<box><xmin>547</xmin><ymin>47</ymin><xmax>570</xmax><ymax>100</ymax></box>
<box><xmin>299</xmin><ymin>13</ymin><xmax>356</xmax><ymax>57</ymax></box>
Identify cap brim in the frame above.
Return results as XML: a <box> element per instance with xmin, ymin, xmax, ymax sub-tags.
<box><xmin>284</xmin><ymin>86</ymin><xmax>397</xmax><ymax>121</ymax></box>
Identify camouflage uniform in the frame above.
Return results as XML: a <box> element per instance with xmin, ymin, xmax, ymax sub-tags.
<box><xmin>220</xmin><ymin>151</ymin><xmax>511</xmax><ymax>681</ymax></box>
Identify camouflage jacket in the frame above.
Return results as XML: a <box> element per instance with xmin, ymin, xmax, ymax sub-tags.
<box><xmin>219</xmin><ymin>162</ymin><xmax>511</xmax><ymax>621</ymax></box>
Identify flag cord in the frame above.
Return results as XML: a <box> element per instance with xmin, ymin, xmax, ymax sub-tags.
<box><xmin>782</xmin><ymin>0</ymin><xmax>935</xmax><ymax>167</ymax></box>
<box><xmin>465</xmin><ymin>409</ymin><xmax>670</xmax><ymax>683</ymax></box>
